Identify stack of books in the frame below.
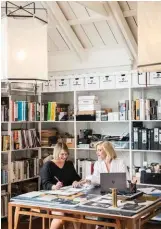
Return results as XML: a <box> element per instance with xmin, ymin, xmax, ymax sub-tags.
<box><xmin>1</xmin><ymin>97</ymin><xmax>9</xmax><ymax>122</ymax></box>
<box><xmin>1</xmin><ymin>191</ymin><xmax>9</xmax><ymax>217</ymax></box>
<box><xmin>1</xmin><ymin>131</ymin><xmax>10</xmax><ymax>151</ymax></box>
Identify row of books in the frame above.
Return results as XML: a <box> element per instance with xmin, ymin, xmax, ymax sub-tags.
<box><xmin>1</xmin><ymin>168</ymin><xmax>8</xmax><ymax>184</ymax></box>
<box><xmin>11</xmin><ymin>129</ymin><xmax>40</xmax><ymax>150</ymax></box>
<box><xmin>132</xmin><ymin>99</ymin><xmax>161</xmax><ymax>120</ymax></box>
<box><xmin>41</xmin><ymin>102</ymin><xmax>69</xmax><ymax>121</ymax></box>
<box><xmin>132</xmin><ymin>127</ymin><xmax>161</xmax><ymax>150</ymax></box>
<box><xmin>11</xmin><ymin>100</ymin><xmax>40</xmax><ymax>121</ymax></box>
<box><xmin>1</xmin><ymin>191</ymin><xmax>9</xmax><ymax>217</ymax></box>
<box><xmin>10</xmin><ymin>157</ymin><xmax>39</xmax><ymax>182</ymax></box>
<box><xmin>77</xmin><ymin>159</ymin><xmax>95</xmax><ymax>179</ymax></box>
<box><xmin>1</xmin><ymin>132</ymin><xmax>10</xmax><ymax>151</ymax></box>
<box><xmin>1</xmin><ymin>97</ymin><xmax>9</xmax><ymax>122</ymax></box>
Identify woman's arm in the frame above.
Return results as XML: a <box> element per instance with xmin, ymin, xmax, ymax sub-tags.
<box><xmin>40</xmin><ymin>162</ymin><xmax>56</xmax><ymax>190</ymax></box>
<box><xmin>70</xmin><ymin>161</ymin><xmax>81</xmax><ymax>182</ymax></box>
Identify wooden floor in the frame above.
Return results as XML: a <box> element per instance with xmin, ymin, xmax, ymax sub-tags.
<box><xmin>2</xmin><ymin>217</ymin><xmax>161</xmax><ymax>229</ymax></box>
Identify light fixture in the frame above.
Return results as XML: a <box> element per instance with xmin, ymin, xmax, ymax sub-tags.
<box><xmin>16</xmin><ymin>50</ymin><xmax>26</xmax><ymax>61</ymax></box>
<box><xmin>1</xmin><ymin>2</ymin><xmax>48</xmax><ymax>80</ymax></box>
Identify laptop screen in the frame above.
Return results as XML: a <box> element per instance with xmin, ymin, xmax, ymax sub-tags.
<box><xmin>100</xmin><ymin>173</ymin><xmax>127</xmax><ymax>193</ymax></box>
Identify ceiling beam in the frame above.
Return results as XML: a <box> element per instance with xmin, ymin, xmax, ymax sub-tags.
<box><xmin>68</xmin><ymin>15</ymin><xmax>108</xmax><ymax>26</ymax></box>
<box><xmin>107</xmin><ymin>1</ymin><xmax>137</xmax><ymax>60</ymax></box>
<box><xmin>42</xmin><ymin>1</ymin><xmax>85</xmax><ymax>61</ymax></box>
<box><xmin>76</xmin><ymin>1</ymin><xmax>109</xmax><ymax>17</ymax></box>
<box><xmin>123</xmin><ymin>9</ymin><xmax>137</xmax><ymax>18</ymax></box>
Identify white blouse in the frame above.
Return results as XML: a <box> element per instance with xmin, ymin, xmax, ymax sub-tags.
<box><xmin>87</xmin><ymin>158</ymin><xmax>130</xmax><ymax>184</ymax></box>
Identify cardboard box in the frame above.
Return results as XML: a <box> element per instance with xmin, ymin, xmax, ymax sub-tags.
<box><xmin>116</xmin><ymin>73</ymin><xmax>130</xmax><ymax>88</ymax></box>
<box><xmin>49</xmin><ymin>80</ymin><xmax>56</xmax><ymax>92</ymax></box>
<box><xmin>43</xmin><ymin>81</ymin><xmax>49</xmax><ymax>92</ymax></box>
<box><xmin>65</xmin><ymin>138</ymin><xmax>75</xmax><ymax>148</ymax></box>
<box><xmin>148</xmin><ymin>72</ymin><xmax>161</xmax><ymax>86</ymax></box>
<box><xmin>132</xmin><ymin>72</ymin><xmax>146</xmax><ymax>88</ymax></box>
<box><xmin>100</xmin><ymin>74</ymin><xmax>116</xmax><ymax>89</ymax></box>
<box><xmin>70</xmin><ymin>77</ymin><xmax>84</xmax><ymax>91</ymax></box>
<box><xmin>85</xmin><ymin>76</ymin><xmax>100</xmax><ymax>90</ymax></box>
<box><xmin>55</xmin><ymin>78</ymin><xmax>70</xmax><ymax>91</ymax></box>
<box><xmin>78</xmin><ymin>110</ymin><xmax>96</xmax><ymax>115</ymax></box>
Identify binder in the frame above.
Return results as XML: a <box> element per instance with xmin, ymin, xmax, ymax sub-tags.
<box><xmin>141</xmin><ymin>128</ymin><xmax>148</xmax><ymax>150</ymax></box>
<box><xmin>133</xmin><ymin>127</ymin><xmax>139</xmax><ymax>149</ymax></box>
<box><xmin>159</xmin><ymin>129</ymin><xmax>161</xmax><ymax>150</ymax></box>
<box><xmin>150</xmin><ymin>129</ymin><xmax>154</xmax><ymax>150</ymax></box>
<box><xmin>147</xmin><ymin>129</ymin><xmax>151</xmax><ymax>150</ymax></box>
<box><xmin>154</xmin><ymin>128</ymin><xmax>159</xmax><ymax>150</ymax></box>
<box><xmin>150</xmin><ymin>99</ymin><xmax>157</xmax><ymax>120</ymax></box>
<box><xmin>138</xmin><ymin>128</ymin><xmax>142</xmax><ymax>149</ymax></box>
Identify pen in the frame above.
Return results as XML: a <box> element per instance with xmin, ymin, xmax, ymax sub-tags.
<box><xmin>54</xmin><ymin>176</ymin><xmax>60</xmax><ymax>182</ymax></box>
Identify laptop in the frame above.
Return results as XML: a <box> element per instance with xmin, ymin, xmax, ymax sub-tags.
<box><xmin>100</xmin><ymin>173</ymin><xmax>127</xmax><ymax>193</ymax></box>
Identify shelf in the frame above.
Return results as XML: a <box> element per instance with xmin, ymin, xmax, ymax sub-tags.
<box><xmin>76</xmin><ymin>120</ymin><xmax>129</xmax><ymax>123</ymax></box>
<box><xmin>1</xmin><ymin>183</ymin><xmax>8</xmax><ymax>186</ymax></box>
<box><xmin>76</xmin><ymin>148</ymin><xmax>129</xmax><ymax>152</ymax></box>
<box><xmin>1</xmin><ymin>215</ymin><xmax>7</xmax><ymax>219</ymax></box>
<box><xmin>41</xmin><ymin>121</ymin><xmax>74</xmax><ymax>123</ymax></box>
<box><xmin>1</xmin><ymin>121</ymin><xmax>8</xmax><ymax>124</ymax></box>
<box><xmin>11</xmin><ymin>176</ymin><xmax>39</xmax><ymax>184</ymax></box>
<box><xmin>42</xmin><ymin>146</ymin><xmax>75</xmax><ymax>150</ymax></box>
<box><xmin>132</xmin><ymin>150</ymin><xmax>161</xmax><ymax>153</ymax></box>
<box><xmin>11</xmin><ymin>121</ymin><xmax>40</xmax><ymax>123</ymax></box>
<box><xmin>132</xmin><ymin>120</ymin><xmax>161</xmax><ymax>122</ymax></box>
<box><xmin>1</xmin><ymin>151</ymin><xmax>9</xmax><ymax>154</ymax></box>
<box><xmin>11</xmin><ymin>147</ymin><xmax>40</xmax><ymax>152</ymax></box>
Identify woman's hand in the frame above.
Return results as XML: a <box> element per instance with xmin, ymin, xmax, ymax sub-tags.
<box><xmin>72</xmin><ymin>181</ymin><xmax>81</xmax><ymax>188</ymax></box>
<box><xmin>52</xmin><ymin>181</ymin><xmax>63</xmax><ymax>190</ymax></box>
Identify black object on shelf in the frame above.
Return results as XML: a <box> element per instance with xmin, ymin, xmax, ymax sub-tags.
<box><xmin>76</xmin><ymin>115</ymin><xmax>96</xmax><ymax>121</ymax></box>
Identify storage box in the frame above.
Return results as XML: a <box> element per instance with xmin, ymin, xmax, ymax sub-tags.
<box><xmin>85</xmin><ymin>76</ymin><xmax>100</xmax><ymax>90</ymax></box>
<box><xmin>70</xmin><ymin>77</ymin><xmax>84</xmax><ymax>91</ymax></box>
<box><xmin>132</xmin><ymin>72</ymin><xmax>146</xmax><ymax>88</ymax></box>
<box><xmin>116</xmin><ymin>73</ymin><xmax>130</xmax><ymax>88</ymax></box>
<box><xmin>100</xmin><ymin>74</ymin><xmax>115</xmax><ymax>89</ymax></box>
<box><xmin>49</xmin><ymin>80</ymin><xmax>55</xmax><ymax>92</ymax></box>
<box><xmin>55</xmin><ymin>78</ymin><xmax>70</xmax><ymax>91</ymax></box>
<box><xmin>148</xmin><ymin>72</ymin><xmax>161</xmax><ymax>86</ymax></box>
<box><xmin>65</xmin><ymin>138</ymin><xmax>75</xmax><ymax>148</ymax></box>
<box><xmin>43</xmin><ymin>81</ymin><xmax>49</xmax><ymax>92</ymax></box>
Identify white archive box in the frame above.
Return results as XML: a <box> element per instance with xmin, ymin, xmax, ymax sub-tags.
<box><xmin>116</xmin><ymin>73</ymin><xmax>130</xmax><ymax>88</ymax></box>
<box><xmin>148</xmin><ymin>72</ymin><xmax>161</xmax><ymax>86</ymax></box>
<box><xmin>132</xmin><ymin>72</ymin><xmax>146</xmax><ymax>88</ymax></box>
<box><xmin>100</xmin><ymin>74</ymin><xmax>115</xmax><ymax>89</ymax></box>
<box><xmin>42</xmin><ymin>81</ymin><xmax>49</xmax><ymax>92</ymax></box>
<box><xmin>70</xmin><ymin>77</ymin><xmax>84</xmax><ymax>90</ymax></box>
<box><xmin>55</xmin><ymin>78</ymin><xmax>70</xmax><ymax>91</ymax></box>
<box><xmin>85</xmin><ymin>75</ymin><xmax>100</xmax><ymax>90</ymax></box>
<box><xmin>48</xmin><ymin>80</ymin><xmax>55</xmax><ymax>92</ymax></box>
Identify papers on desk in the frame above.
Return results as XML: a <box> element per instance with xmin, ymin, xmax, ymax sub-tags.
<box><xmin>44</xmin><ymin>185</ymin><xmax>94</xmax><ymax>196</ymax></box>
<box><xmin>16</xmin><ymin>191</ymin><xmax>43</xmax><ymax>198</ymax></box>
<box><xmin>137</xmin><ymin>187</ymin><xmax>161</xmax><ymax>195</ymax></box>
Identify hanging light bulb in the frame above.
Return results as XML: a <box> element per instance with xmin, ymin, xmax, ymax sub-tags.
<box><xmin>16</xmin><ymin>49</ymin><xmax>26</xmax><ymax>61</ymax></box>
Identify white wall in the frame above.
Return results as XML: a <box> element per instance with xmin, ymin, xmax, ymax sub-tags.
<box><xmin>48</xmin><ymin>47</ymin><xmax>132</xmax><ymax>73</ymax></box>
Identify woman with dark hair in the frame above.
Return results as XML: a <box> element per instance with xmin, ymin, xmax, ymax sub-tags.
<box><xmin>40</xmin><ymin>142</ymin><xmax>81</xmax><ymax>229</ymax></box>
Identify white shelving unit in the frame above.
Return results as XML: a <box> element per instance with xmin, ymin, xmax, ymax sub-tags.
<box><xmin>1</xmin><ymin>71</ymin><xmax>161</xmax><ymax>218</ymax></box>
<box><xmin>1</xmin><ymin>82</ymin><xmax>42</xmax><ymax>219</ymax></box>
<box><xmin>43</xmin><ymin>71</ymin><xmax>161</xmax><ymax>178</ymax></box>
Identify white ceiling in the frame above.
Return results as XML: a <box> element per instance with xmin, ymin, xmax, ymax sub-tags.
<box><xmin>1</xmin><ymin>1</ymin><xmax>138</xmax><ymax>61</ymax></box>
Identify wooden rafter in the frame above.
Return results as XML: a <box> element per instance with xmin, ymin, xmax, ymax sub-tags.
<box><xmin>68</xmin><ymin>15</ymin><xmax>108</xmax><ymax>26</ymax></box>
<box><xmin>42</xmin><ymin>1</ymin><xmax>85</xmax><ymax>60</ymax></box>
<box><xmin>107</xmin><ymin>1</ymin><xmax>137</xmax><ymax>60</ymax></box>
<box><xmin>123</xmin><ymin>9</ymin><xmax>136</xmax><ymax>17</ymax></box>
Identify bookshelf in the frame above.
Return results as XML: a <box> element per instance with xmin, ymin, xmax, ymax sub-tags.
<box><xmin>1</xmin><ymin>71</ymin><xmax>161</xmax><ymax>218</ymax></box>
<box><xmin>1</xmin><ymin>81</ymin><xmax>42</xmax><ymax>219</ymax></box>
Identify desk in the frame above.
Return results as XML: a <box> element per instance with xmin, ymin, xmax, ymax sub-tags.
<box><xmin>8</xmin><ymin>189</ymin><xmax>161</xmax><ymax>229</ymax></box>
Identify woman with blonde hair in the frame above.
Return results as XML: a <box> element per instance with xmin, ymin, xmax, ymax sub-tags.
<box><xmin>79</xmin><ymin>141</ymin><xmax>130</xmax><ymax>186</ymax></box>
<box><xmin>40</xmin><ymin>142</ymin><xmax>81</xmax><ymax>229</ymax></box>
